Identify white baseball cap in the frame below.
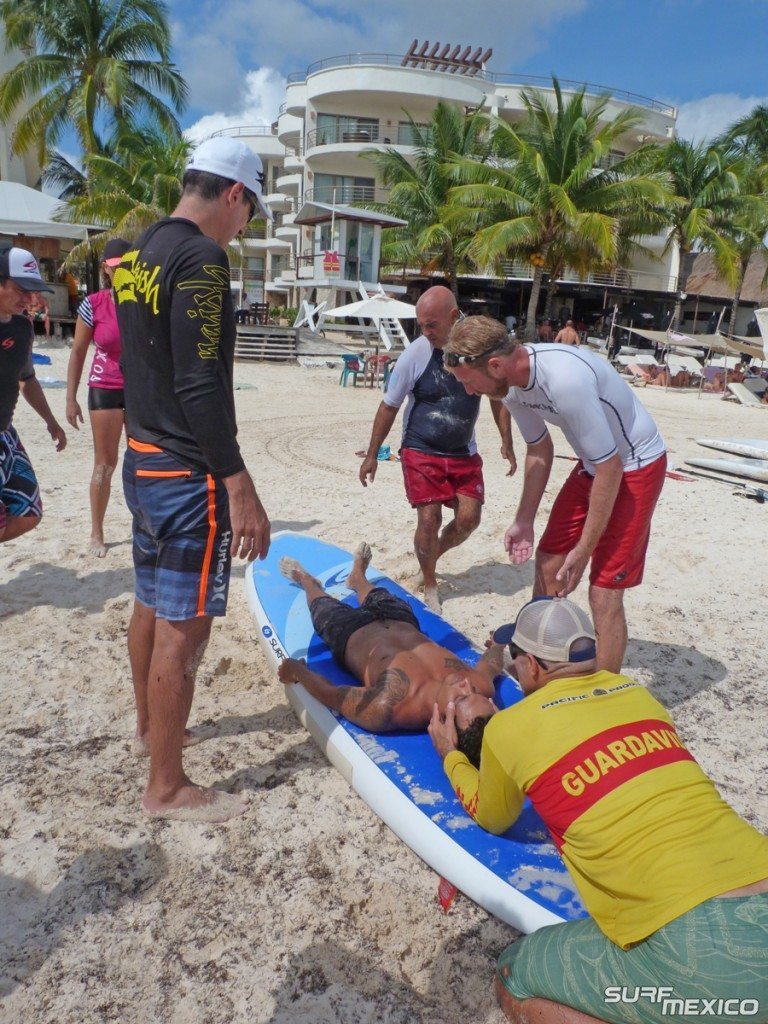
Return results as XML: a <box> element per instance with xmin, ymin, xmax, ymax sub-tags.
<box><xmin>0</xmin><ymin>246</ymin><xmax>54</xmax><ymax>292</ymax></box>
<box><xmin>493</xmin><ymin>597</ymin><xmax>596</xmax><ymax>664</ymax></box>
<box><xmin>186</xmin><ymin>137</ymin><xmax>273</xmax><ymax>221</ymax></box>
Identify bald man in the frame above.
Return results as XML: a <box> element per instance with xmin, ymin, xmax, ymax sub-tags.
<box><xmin>359</xmin><ymin>286</ymin><xmax>515</xmax><ymax>612</ymax></box>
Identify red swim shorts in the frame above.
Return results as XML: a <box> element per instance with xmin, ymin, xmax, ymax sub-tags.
<box><xmin>538</xmin><ymin>453</ymin><xmax>666</xmax><ymax>589</ymax></box>
<box><xmin>400</xmin><ymin>448</ymin><xmax>485</xmax><ymax>508</ymax></box>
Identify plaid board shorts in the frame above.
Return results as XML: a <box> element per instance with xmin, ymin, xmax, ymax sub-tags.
<box><xmin>0</xmin><ymin>426</ymin><xmax>42</xmax><ymax>532</ymax></box>
<box><xmin>122</xmin><ymin>439</ymin><xmax>232</xmax><ymax>620</ymax></box>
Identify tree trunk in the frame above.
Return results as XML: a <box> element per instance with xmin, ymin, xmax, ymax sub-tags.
<box><xmin>729</xmin><ymin>257</ymin><xmax>749</xmax><ymax>338</ymax></box>
<box><xmin>445</xmin><ymin>252</ymin><xmax>460</xmax><ymax>303</ymax></box>
<box><xmin>525</xmin><ymin>266</ymin><xmax>545</xmax><ymax>342</ymax></box>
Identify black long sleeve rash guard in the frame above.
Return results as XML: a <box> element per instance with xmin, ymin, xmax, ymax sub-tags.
<box><xmin>114</xmin><ymin>218</ymin><xmax>245</xmax><ymax>478</ymax></box>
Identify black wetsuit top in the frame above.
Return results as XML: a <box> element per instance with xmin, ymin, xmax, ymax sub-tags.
<box><xmin>114</xmin><ymin>218</ymin><xmax>244</xmax><ymax>478</ymax></box>
<box><xmin>0</xmin><ymin>315</ymin><xmax>34</xmax><ymax>432</ymax></box>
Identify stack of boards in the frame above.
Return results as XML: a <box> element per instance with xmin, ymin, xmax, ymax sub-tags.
<box><xmin>686</xmin><ymin>438</ymin><xmax>768</xmax><ymax>483</ymax></box>
<box><xmin>246</xmin><ymin>532</ymin><xmax>585</xmax><ymax>934</ymax></box>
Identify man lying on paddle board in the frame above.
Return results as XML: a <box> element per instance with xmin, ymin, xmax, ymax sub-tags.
<box><xmin>277</xmin><ymin>542</ymin><xmax>499</xmax><ymax>758</ymax></box>
<box><xmin>428</xmin><ymin>595</ymin><xmax>768</xmax><ymax>1024</ymax></box>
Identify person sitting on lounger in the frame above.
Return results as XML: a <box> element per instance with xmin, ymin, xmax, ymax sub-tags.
<box><xmin>277</xmin><ymin>543</ymin><xmax>500</xmax><ymax>742</ymax></box>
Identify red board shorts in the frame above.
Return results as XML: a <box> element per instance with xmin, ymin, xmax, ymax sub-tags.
<box><xmin>539</xmin><ymin>453</ymin><xmax>666</xmax><ymax>589</ymax></box>
<box><xmin>400</xmin><ymin>448</ymin><xmax>484</xmax><ymax>508</ymax></box>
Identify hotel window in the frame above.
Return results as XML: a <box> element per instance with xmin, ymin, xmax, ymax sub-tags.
<box><xmin>315</xmin><ymin>114</ymin><xmax>379</xmax><ymax>145</ymax></box>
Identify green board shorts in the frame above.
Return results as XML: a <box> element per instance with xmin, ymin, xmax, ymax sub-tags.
<box><xmin>497</xmin><ymin>893</ymin><xmax>768</xmax><ymax>1023</ymax></box>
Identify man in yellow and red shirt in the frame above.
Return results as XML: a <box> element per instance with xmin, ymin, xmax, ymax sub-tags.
<box><xmin>429</xmin><ymin>597</ymin><xmax>768</xmax><ymax>1024</ymax></box>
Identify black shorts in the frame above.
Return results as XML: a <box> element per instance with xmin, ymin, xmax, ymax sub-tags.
<box><xmin>88</xmin><ymin>387</ymin><xmax>125</xmax><ymax>412</ymax></box>
<box><xmin>310</xmin><ymin>587</ymin><xmax>419</xmax><ymax>667</ymax></box>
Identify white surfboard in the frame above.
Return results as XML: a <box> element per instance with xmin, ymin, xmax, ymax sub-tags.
<box><xmin>685</xmin><ymin>457</ymin><xmax>768</xmax><ymax>483</ymax></box>
<box><xmin>696</xmin><ymin>438</ymin><xmax>768</xmax><ymax>460</ymax></box>
<box><xmin>245</xmin><ymin>532</ymin><xmax>585</xmax><ymax>934</ymax></box>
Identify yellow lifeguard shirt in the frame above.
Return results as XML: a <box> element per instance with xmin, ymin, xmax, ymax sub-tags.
<box><xmin>444</xmin><ymin>671</ymin><xmax>768</xmax><ymax>948</ymax></box>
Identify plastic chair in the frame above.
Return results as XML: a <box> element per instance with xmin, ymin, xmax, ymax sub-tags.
<box><xmin>339</xmin><ymin>353</ymin><xmax>362</xmax><ymax>387</ymax></box>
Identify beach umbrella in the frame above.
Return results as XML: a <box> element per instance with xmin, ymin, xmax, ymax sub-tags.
<box><xmin>324</xmin><ymin>293</ymin><xmax>418</xmax><ymax>322</ymax></box>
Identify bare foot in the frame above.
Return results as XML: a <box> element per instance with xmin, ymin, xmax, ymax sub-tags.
<box><xmin>423</xmin><ymin>586</ymin><xmax>442</xmax><ymax>614</ymax></box>
<box><xmin>142</xmin><ymin>785</ymin><xmax>249</xmax><ymax>823</ymax></box>
<box><xmin>347</xmin><ymin>541</ymin><xmax>372</xmax><ymax>588</ymax></box>
<box><xmin>279</xmin><ymin>556</ymin><xmax>319</xmax><ymax>588</ymax></box>
<box><xmin>131</xmin><ymin>728</ymin><xmax>207</xmax><ymax>758</ymax></box>
<box><xmin>89</xmin><ymin>537</ymin><xmax>108</xmax><ymax>557</ymax></box>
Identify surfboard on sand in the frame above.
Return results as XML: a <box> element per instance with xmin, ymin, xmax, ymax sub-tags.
<box><xmin>245</xmin><ymin>532</ymin><xmax>585</xmax><ymax>934</ymax></box>
<box><xmin>696</xmin><ymin>438</ymin><xmax>768</xmax><ymax>460</ymax></box>
<box><xmin>685</xmin><ymin>457</ymin><xmax>768</xmax><ymax>483</ymax></box>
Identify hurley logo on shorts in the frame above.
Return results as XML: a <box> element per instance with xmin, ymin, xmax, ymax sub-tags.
<box><xmin>211</xmin><ymin>530</ymin><xmax>231</xmax><ymax>603</ymax></box>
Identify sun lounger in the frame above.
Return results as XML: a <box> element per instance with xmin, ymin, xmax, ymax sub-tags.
<box><xmin>726</xmin><ymin>382</ymin><xmax>765</xmax><ymax>407</ymax></box>
<box><xmin>616</xmin><ymin>354</ymin><xmax>660</xmax><ymax>367</ymax></box>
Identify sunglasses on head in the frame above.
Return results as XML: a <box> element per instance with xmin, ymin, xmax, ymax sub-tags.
<box><xmin>443</xmin><ymin>341</ymin><xmax>506</xmax><ymax>368</ymax></box>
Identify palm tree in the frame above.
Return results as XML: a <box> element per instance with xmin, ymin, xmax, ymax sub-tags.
<box><xmin>716</xmin><ymin>104</ymin><xmax>768</xmax><ymax>162</ymax></box>
<box><xmin>361</xmin><ymin>102</ymin><xmax>489</xmax><ymax>300</ymax></box>
<box><xmin>446</xmin><ymin>80</ymin><xmax>669</xmax><ymax>340</ymax></box>
<box><xmin>715</xmin><ymin>158</ymin><xmax>768</xmax><ymax>332</ymax></box>
<box><xmin>651</xmin><ymin>140</ymin><xmax>749</xmax><ymax>328</ymax></box>
<box><xmin>0</xmin><ymin>0</ymin><xmax>187</xmax><ymax>160</ymax></box>
<box><xmin>55</xmin><ymin>127</ymin><xmax>191</xmax><ymax>265</ymax></box>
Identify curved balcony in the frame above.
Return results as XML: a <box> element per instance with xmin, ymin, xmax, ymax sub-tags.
<box><xmin>240</xmin><ymin>236</ymin><xmax>292</xmax><ymax>254</ymax></box>
<box><xmin>274</xmin><ymin>223</ymin><xmax>300</xmax><ymax>241</ymax></box>
<box><xmin>275</xmin><ymin>172</ymin><xmax>302</xmax><ymax>193</ymax></box>
<box><xmin>277</xmin><ymin>111</ymin><xmax>303</xmax><ymax>146</ymax></box>
<box><xmin>287</xmin><ymin>54</ymin><xmax>677</xmax><ymax>117</ymax></box>
<box><xmin>263</xmin><ymin>192</ymin><xmax>293</xmax><ymax>211</ymax></box>
<box><xmin>283</xmin><ymin>153</ymin><xmax>304</xmax><ymax>173</ymax></box>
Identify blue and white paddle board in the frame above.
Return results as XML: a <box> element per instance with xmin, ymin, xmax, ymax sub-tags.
<box><xmin>245</xmin><ymin>532</ymin><xmax>585</xmax><ymax>933</ymax></box>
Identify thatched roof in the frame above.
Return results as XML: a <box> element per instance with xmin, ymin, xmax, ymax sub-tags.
<box><xmin>684</xmin><ymin>252</ymin><xmax>768</xmax><ymax>304</ymax></box>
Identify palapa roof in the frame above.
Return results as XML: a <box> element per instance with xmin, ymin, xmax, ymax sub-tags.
<box><xmin>684</xmin><ymin>252</ymin><xmax>768</xmax><ymax>304</ymax></box>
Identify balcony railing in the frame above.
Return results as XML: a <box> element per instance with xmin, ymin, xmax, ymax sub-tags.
<box><xmin>209</xmin><ymin>124</ymin><xmax>278</xmax><ymax>139</ymax></box>
<box><xmin>306</xmin><ymin>123</ymin><xmax>382</xmax><ymax>148</ymax></box>
<box><xmin>286</xmin><ymin>54</ymin><xmax>677</xmax><ymax>117</ymax></box>
<box><xmin>303</xmin><ymin>185</ymin><xmax>389</xmax><ymax>205</ymax></box>
<box><xmin>494</xmin><ymin>261</ymin><xmax>678</xmax><ymax>293</ymax></box>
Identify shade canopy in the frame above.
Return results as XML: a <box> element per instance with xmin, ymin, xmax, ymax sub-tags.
<box><xmin>325</xmin><ymin>293</ymin><xmax>417</xmax><ymax>322</ymax></box>
<box><xmin>623</xmin><ymin>324</ymin><xmax>763</xmax><ymax>360</ymax></box>
<box><xmin>0</xmin><ymin>181</ymin><xmax>89</xmax><ymax>241</ymax></box>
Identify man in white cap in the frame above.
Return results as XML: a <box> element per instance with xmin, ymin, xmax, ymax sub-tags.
<box><xmin>114</xmin><ymin>137</ymin><xmax>273</xmax><ymax>822</ymax></box>
<box><xmin>428</xmin><ymin>596</ymin><xmax>768</xmax><ymax>1024</ymax></box>
<box><xmin>0</xmin><ymin>246</ymin><xmax>67</xmax><ymax>545</ymax></box>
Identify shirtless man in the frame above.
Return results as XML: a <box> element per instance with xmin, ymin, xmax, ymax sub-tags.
<box><xmin>277</xmin><ymin>543</ymin><xmax>500</xmax><ymax>747</ymax></box>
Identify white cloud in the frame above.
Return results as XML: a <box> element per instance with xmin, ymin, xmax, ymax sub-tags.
<box><xmin>171</xmin><ymin>0</ymin><xmax>587</xmax><ymax>116</ymax></box>
<box><xmin>184</xmin><ymin>68</ymin><xmax>288</xmax><ymax>141</ymax></box>
<box><xmin>675</xmin><ymin>93</ymin><xmax>768</xmax><ymax>143</ymax></box>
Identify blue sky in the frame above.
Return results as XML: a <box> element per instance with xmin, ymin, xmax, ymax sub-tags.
<box><xmin>166</xmin><ymin>0</ymin><xmax>768</xmax><ymax>141</ymax></box>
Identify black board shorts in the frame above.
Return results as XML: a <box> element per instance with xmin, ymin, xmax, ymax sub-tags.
<box><xmin>309</xmin><ymin>587</ymin><xmax>419</xmax><ymax>667</ymax></box>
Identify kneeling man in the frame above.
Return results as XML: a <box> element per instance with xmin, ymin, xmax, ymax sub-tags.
<box><xmin>278</xmin><ymin>542</ymin><xmax>498</xmax><ymax>748</ymax></box>
<box><xmin>429</xmin><ymin>596</ymin><xmax>768</xmax><ymax>1024</ymax></box>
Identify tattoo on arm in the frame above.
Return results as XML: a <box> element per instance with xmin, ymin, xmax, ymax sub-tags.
<box><xmin>443</xmin><ymin>657</ymin><xmax>466</xmax><ymax>671</ymax></box>
<box><xmin>476</xmin><ymin>644</ymin><xmax>504</xmax><ymax>681</ymax></box>
<box><xmin>341</xmin><ymin>667</ymin><xmax>410</xmax><ymax>731</ymax></box>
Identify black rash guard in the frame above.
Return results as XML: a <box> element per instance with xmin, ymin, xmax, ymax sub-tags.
<box><xmin>0</xmin><ymin>315</ymin><xmax>34</xmax><ymax>432</ymax></box>
<box><xmin>114</xmin><ymin>218</ymin><xmax>245</xmax><ymax>478</ymax></box>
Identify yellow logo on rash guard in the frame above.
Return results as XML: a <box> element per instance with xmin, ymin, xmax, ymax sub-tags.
<box><xmin>112</xmin><ymin>250</ymin><xmax>161</xmax><ymax>315</ymax></box>
<box><xmin>176</xmin><ymin>264</ymin><xmax>229</xmax><ymax>359</ymax></box>
<box><xmin>112</xmin><ymin>249</ymin><xmax>140</xmax><ymax>305</ymax></box>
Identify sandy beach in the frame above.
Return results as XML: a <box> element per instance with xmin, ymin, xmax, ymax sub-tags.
<box><xmin>1</xmin><ymin>345</ymin><xmax>766</xmax><ymax>1024</ymax></box>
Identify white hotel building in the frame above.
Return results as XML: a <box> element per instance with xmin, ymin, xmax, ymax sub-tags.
<box><xmin>219</xmin><ymin>47</ymin><xmax>680</xmax><ymax>325</ymax></box>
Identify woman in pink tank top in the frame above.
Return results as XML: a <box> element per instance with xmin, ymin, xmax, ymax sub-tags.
<box><xmin>65</xmin><ymin>238</ymin><xmax>131</xmax><ymax>557</ymax></box>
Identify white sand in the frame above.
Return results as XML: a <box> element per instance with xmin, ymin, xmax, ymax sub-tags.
<box><xmin>1</xmin><ymin>349</ymin><xmax>766</xmax><ymax>1023</ymax></box>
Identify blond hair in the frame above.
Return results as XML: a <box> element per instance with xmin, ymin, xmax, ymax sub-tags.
<box><xmin>445</xmin><ymin>315</ymin><xmax>517</xmax><ymax>358</ymax></box>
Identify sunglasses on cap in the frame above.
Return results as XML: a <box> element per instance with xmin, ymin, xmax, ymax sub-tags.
<box><xmin>443</xmin><ymin>340</ymin><xmax>506</xmax><ymax>368</ymax></box>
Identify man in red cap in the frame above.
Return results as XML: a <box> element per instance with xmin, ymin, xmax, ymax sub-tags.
<box><xmin>0</xmin><ymin>245</ymin><xmax>67</xmax><ymax>545</ymax></box>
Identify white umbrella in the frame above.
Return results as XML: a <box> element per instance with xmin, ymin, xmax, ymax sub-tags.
<box><xmin>324</xmin><ymin>292</ymin><xmax>417</xmax><ymax>322</ymax></box>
